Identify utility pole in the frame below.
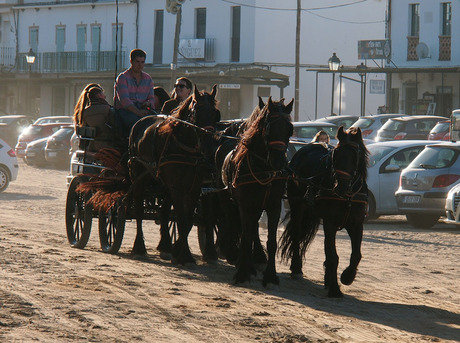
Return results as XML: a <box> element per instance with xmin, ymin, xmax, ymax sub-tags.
<box><xmin>166</xmin><ymin>0</ymin><xmax>185</xmax><ymax>89</ymax></box>
<box><xmin>294</xmin><ymin>0</ymin><xmax>301</xmax><ymax>121</ymax></box>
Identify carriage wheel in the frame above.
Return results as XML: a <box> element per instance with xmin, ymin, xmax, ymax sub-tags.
<box><xmin>98</xmin><ymin>200</ymin><xmax>126</xmax><ymax>254</ymax></box>
<box><xmin>65</xmin><ymin>175</ymin><xmax>93</xmax><ymax>249</ymax></box>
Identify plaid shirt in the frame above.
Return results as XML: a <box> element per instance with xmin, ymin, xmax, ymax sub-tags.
<box><xmin>114</xmin><ymin>69</ymin><xmax>155</xmax><ymax>110</ymax></box>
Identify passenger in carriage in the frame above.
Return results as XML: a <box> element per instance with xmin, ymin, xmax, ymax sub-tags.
<box><xmin>74</xmin><ymin>85</ymin><xmax>113</xmax><ymax>152</ymax></box>
<box><xmin>114</xmin><ymin>49</ymin><xmax>156</xmax><ymax>136</ymax></box>
<box><xmin>73</xmin><ymin>83</ymin><xmax>102</xmax><ymax>129</ymax></box>
<box><xmin>161</xmin><ymin>77</ymin><xmax>193</xmax><ymax>115</ymax></box>
<box><xmin>312</xmin><ymin>130</ymin><xmax>333</xmax><ymax>149</ymax></box>
<box><xmin>153</xmin><ymin>86</ymin><xmax>170</xmax><ymax>113</ymax></box>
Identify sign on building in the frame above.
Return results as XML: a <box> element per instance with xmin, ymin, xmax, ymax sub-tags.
<box><xmin>358</xmin><ymin>40</ymin><xmax>390</xmax><ymax>60</ymax></box>
<box><xmin>369</xmin><ymin>80</ymin><xmax>385</xmax><ymax>94</ymax></box>
<box><xmin>179</xmin><ymin>39</ymin><xmax>205</xmax><ymax>59</ymax></box>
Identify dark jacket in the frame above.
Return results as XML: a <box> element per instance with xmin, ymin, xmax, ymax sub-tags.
<box><xmin>81</xmin><ymin>99</ymin><xmax>113</xmax><ymax>151</ymax></box>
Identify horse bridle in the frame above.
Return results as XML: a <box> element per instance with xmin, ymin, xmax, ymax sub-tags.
<box><xmin>186</xmin><ymin>96</ymin><xmax>218</xmax><ymax>132</ymax></box>
<box><xmin>263</xmin><ymin>112</ymin><xmax>292</xmax><ymax>151</ymax></box>
<box><xmin>331</xmin><ymin>141</ymin><xmax>362</xmax><ymax>196</ymax></box>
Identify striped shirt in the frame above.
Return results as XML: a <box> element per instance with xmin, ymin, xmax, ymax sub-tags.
<box><xmin>114</xmin><ymin>69</ymin><xmax>156</xmax><ymax>110</ymax></box>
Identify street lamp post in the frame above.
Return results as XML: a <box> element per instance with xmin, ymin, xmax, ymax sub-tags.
<box><xmin>328</xmin><ymin>52</ymin><xmax>340</xmax><ymax>116</ymax></box>
<box><xmin>25</xmin><ymin>48</ymin><xmax>36</xmax><ymax>116</ymax></box>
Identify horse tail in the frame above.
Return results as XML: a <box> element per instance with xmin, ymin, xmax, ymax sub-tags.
<box><xmin>279</xmin><ymin>189</ymin><xmax>320</xmax><ymax>262</ymax></box>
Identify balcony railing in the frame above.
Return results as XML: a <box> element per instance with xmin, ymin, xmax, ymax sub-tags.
<box><xmin>15</xmin><ymin>51</ymin><xmax>128</xmax><ymax>73</ymax></box>
<box><xmin>0</xmin><ymin>47</ymin><xmax>15</xmax><ymax>67</ymax></box>
<box><xmin>439</xmin><ymin>35</ymin><xmax>451</xmax><ymax>61</ymax></box>
<box><xmin>407</xmin><ymin>36</ymin><xmax>419</xmax><ymax>61</ymax></box>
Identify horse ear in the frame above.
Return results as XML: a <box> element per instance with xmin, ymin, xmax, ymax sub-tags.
<box><xmin>285</xmin><ymin>98</ymin><xmax>294</xmax><ymax>114</ymax></box>
<box><xmin>211</xmin><ymin>84</ymin><xmax>217</xmax><ymax>98</ymax></box>
<box><xmin>194</xmin><ymin>85</ymin><xmax>200</xmax><ymax>98</ymax></box>
<box><xmin>258</xmin><ymin>96</ymin><xmax>265</xmax><ymax>110</ymax></box>
<box><xmin>353</xmin><ymin>127</ymin><xmax>363</xmax><ymax>141</ymax></box>
<box><xmin>267</xmin><ymin>96</ymin><xmax>274</xmax><ymax>110</ymax></box>
<box><xmin>336</xmin><ymin>126</ymin><xmax>346</xmax><ymax>140</ymax></box>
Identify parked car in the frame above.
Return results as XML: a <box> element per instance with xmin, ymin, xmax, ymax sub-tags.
<box><xmin>395</xmin><ymin>142</ymin><xmax>460</xmax><ymax>228</ymax></box>
<box><xmin>428</xmin><ymin>120</ymin><xmax>450</xmax><ymax>141</ymax></box>
<box><xmin>350</xmin><ymin>113</ymin><xmax>406</xmax><ymax>140</ymax></box>
<box><xmin>375</xmin><ymin>115</ymin><xmax>447</xmax><ymax>142</ymax></box>
<box><xmin>15</xmin><ymin>123</ymin><xmax>65</xmax><ymax>159</ymax></box>
<box><xmin>33</xmin><ymin>116</ymin><xmax>73</xmax><ymax>125</ymax></box>
<box><xmin>291</xmin><ymin>122</ymin><xmax>338</xmax><ymax>145</ymax></box>
<box><xmin>315</xmin><ymin>115</ymin><xmax>359</xmax><ymax>130</ymax></box>
<box><xmin>444</xmin><ymin>182</ymin><xmax>460</xmax><ymax>225</ymax></box>
<box><xmin>25</xmin><ymin>137</ymin><xmax>49</xmax><ymax>167</ymax></box>
<box><xmin>45</xmin><ymin>126</ymin><xmax>74</xmax><ymax>167</ymax></box>
<box><xmin>366</xmin><ymin>140</ymin><xmax>438</xmax><ymax>220</ymax></box>
<box><xmin>0</xmin><ymin>138</ymin><xmax>19</xmax><ymax>193</ymax></box>
<box><xmin>0</xmin><ymin>115</ymin><xmax>34</xmax><ymax>148</ymax></box>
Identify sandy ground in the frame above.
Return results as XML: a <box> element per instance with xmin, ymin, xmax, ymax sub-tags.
<box><xmin>0</xmin><ymin>161</ymin><xmax>459</xmax><ymax>343</ymax></box>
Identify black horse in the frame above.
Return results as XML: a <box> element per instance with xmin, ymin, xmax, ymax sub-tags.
<box><xmin>222</xmin><ymin>97</ymin><xmax>293</xmax><ymax>286</ymax></box>
<box><xmin>280</xmin><ymin>127</ymin><xmax>369</xmax><ymax>297</ymax></box>
<box><xmin>129</xmin><ymin>85</ymin><xmax>220</xmax><ymax>265</ymax></box>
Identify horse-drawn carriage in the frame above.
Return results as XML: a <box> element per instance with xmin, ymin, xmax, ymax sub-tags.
<box><xmin>65</xmin><ymin>86</ymin><xmax>225</xmax><ymax>263</ymax></box>
<box><xmin>65</xmin><ymin>87</ymin><xmax>369</xmax><ymax>297</ymax></box>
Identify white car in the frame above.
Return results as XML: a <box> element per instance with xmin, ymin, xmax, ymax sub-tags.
<box><xmin>445</xmin><ymin>183</ymin><xmax>460</xmax><ymax>225</ymax></box>
<box><xmin>0</xmin><ymin>138</ymin><xmax>19</xmax><ymax>193</ymax></box>
<box><xmin>351</xmin><ymin>113</ymin><xmax>407</xmax><ymax>141</ymax></box>
<box><xmin>366</xmin><ymin>140</ymin><xmax>439</xmax><ymax>219</ymax></box>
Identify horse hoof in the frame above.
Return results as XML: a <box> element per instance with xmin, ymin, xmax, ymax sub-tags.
<box><xmin>159</xmin><ymin>251</ymin><xmax>172</xmax><ymax>260</ymax></box>
<box><xmin>341</xmin><ymin>268</ymin><xmax>357</xmax><ymax>285</ymax></box>
<box><xmin>327</xmin><ymin>287</ymin><xmax>343</xmax><ymax>298</ymax></box>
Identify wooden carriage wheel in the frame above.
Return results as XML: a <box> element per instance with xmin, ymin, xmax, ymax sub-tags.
<box><xmin>98</xmin><ymin>199</ymin><xmax>126</xmax><ymax>254</ymax></box>
<box><xmin>65</xmin><ymin>175</ymin><xmax>93</xmax><ymax>249</ymax></box>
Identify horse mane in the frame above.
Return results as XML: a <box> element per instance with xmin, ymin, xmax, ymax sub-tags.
<box><xmin>232</xmin><ymin>104</ymin><xmax>270</xmax><ymax>166</ymax></box>
<box><xmin>336</xmin><ymin>127</ymin><xmax>369</xmax><ymax>180</ymax></box>
<box><xmin>157</xmin><ymin>95</ymin><xmax>194</xmax><ymax>135</ymax></box>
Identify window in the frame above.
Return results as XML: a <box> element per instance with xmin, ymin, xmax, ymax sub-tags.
<box><xmin>409</xmin><ymin>4</ymin><xmax>420</xmax><ymax>36</ymax></box>
<box><xmin>112</xmin><ymin>23</ymin><xmax>123</xmax><ymax>51</ymax></box>
<box><xmin>91</xmin><ymin>25</ymin><xmax>101</xmax><ymax>52</ymax></box>
<box><xmin>153</xmin><ymin>10</ymin><xmax>164</xmax><ymax>64</ymax></box>
<box><xmin>195</xmin><ymin>8</ymin><xmax>206</xmax><ymax>39</ymax></box>
<box><xmin>231</xmin><ymin>6</ymin><xmax>240</xmax><ymax>62</ymax></box>
<box><xmin>56</xmin><ymin>26</ymin><xmax>65</xmax><ymax>52</ymax></box>
<box><xmin>441</xmin><ymin>2</ymin><xmax>451</xmax><ymax>36</ymax></box>
<box><xmin>29</xmin><ymin>27</ymin><xmax>38</xmax><ymax>52</ymax></box>
<box><xmin>76</xmin><ymin>25</ymin><xmax>86</xmax><ymax>52</ymax></box>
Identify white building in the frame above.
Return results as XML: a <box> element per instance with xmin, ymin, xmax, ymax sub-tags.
<box><xmin>0</xmin><ymin>0</ymin><xmax>386</xmax><ymax>120</ymax></box>
<box><xmin>386</xmin><ymin>0</ymin><xmax>459</xmax><ymax>116</ymax></box>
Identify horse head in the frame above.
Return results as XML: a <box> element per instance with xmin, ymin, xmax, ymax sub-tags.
<box><xmin>261</xmin><ymin>96</ymin><xmax>294</xmax><ymax>170</ymax></box>
<box><xmin>187</xmin><ymin>84</ymin><xmax>220</xmax><ymax>131</ymax></box>
<box><xmin>332</xmin><ymin>126</ymin><xmax>368</xmax><ymax>197</ymax></box>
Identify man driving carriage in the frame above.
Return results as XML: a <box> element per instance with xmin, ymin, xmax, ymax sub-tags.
<box><xmin>114</xmin><ymin>49</ymin><xmax>157</xmax><ymax>137</ymax></box>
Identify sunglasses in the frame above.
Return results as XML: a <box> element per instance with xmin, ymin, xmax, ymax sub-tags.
<box><xmin>174</xmin><ymin>84</ymin><xmax>187</xmax><ymax>89</ymax></box>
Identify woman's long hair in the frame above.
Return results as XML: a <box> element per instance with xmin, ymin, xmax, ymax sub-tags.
<box><xmin>73</xmin><ymin>83</ymin><xmax>102</xmax><ymax>127</ymax></box>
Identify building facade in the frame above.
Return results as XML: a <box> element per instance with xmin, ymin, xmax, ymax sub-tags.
<box><xmin>387</xmin><ymin>0</ymin><xmax>460</xmax><ymax>116</ymax></box>
<box><xmin>0</xmin><ymin>0</ymin><xmax>386</xmax><ymax>120</ymax></box>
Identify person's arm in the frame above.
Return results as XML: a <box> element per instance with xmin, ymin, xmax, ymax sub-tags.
<box><xmin>142</xmin><ymin>75</ymin><xmax>156</xmax><ymax>110</ymax></box>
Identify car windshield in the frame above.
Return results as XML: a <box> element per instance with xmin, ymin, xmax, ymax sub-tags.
<box><xmin>352</xmin><ymin>118</ymin><xmax>374</xmax><ymax>129</ymax></box>
<box><xmin>409</xmin><ymin>146</ymin><xmax>459</xmax><ymax>169</ymax></box>
<box><xmin>21</xmin><ymin>126</ymin><xmax>42</xmax><ymax>135</ymax></box>
<box><xmin>431</xmin><ymin>122</ymin><xmax>450</xmax><ymax>134</ymax></box>
<box><xmin>293</xmin><ymin>126</ymin><xmax>336</xmax><ymax>140</ymax></box>
<box><xmin>382</xmin><ymin>119</ymin><xmax>406</xmax><ymax>131</ymax></box>
<box><xmin>53</xmin><ymin>128</ymin><xmax>74</xmax><ymax>139</ymax></box>
<box><xmin>367</xmin><ymin>145</ymin><xmax>396</xmax><ymax>167</ymax></box>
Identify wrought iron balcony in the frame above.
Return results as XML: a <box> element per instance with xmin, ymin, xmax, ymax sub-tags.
<box><xmin>14</xmin><ymin>50</ymin><xmax>128</xmax><ymax>73</ymax></box>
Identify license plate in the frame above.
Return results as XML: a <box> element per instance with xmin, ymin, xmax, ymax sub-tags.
<box><xmin>48</xmin><ymin>152</ymin><xmax>57</xmax><ymax>157</ymax></box>
<box><xmin>403</xmin><ymin>195</ymin><xmax>420</xmax><ymax>204</ymax></box>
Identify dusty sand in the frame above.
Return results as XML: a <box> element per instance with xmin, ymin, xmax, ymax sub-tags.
<box><xmin>0</xmin><ymin>161</ymin><xmax>459</xmax><ymax>342</ymax></box>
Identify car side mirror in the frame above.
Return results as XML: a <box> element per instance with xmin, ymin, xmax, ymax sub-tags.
<box><xmin>385</xmin><ymin>164</ymin><xmax>401</xmax><ymax>172</ymax></box>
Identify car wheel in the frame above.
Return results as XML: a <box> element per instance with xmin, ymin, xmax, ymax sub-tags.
<box><xmin>0</xmin><ymin>166</ymin><xmax>10</xmax><ymax>193</ymax></box>
<box><xmin>405</xmin><ymin>214</ymin><xmax>440</xmax><ymax>229</ymax></box>
<box><xmin>365</xmin><ymin>192</ymin><xmax>379</xmax><ymax>222</ymax></box>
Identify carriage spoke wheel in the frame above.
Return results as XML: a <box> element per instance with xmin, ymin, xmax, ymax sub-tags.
<box><xmin>197</xmin><ymin>224</ymin><xmax>220</xmax><ymax>258</ymax></box>
<box><xmin>98</xmin><ymin>200</ymin><xmax>126</xmax><ymax>254</ymax></box>
<box><xmin>65</xmin><ymin>175</ymin><xmax>93</xmax><ymax>249</ymax></box>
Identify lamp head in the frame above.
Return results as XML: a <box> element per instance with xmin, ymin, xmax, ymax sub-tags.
<box><xmin>328</xmin><ymin>52</ymin><xmax>340</xmax><ymax>71</ymax></box>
